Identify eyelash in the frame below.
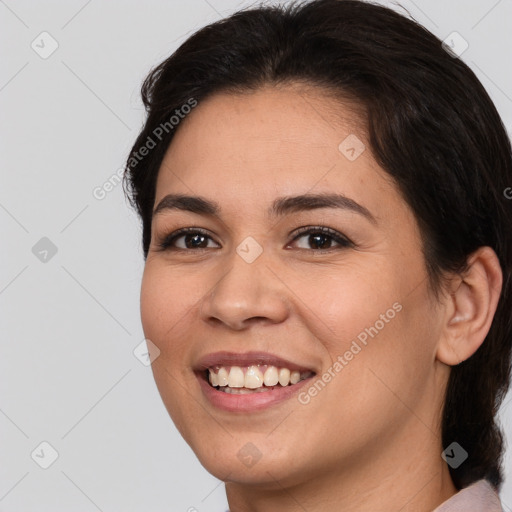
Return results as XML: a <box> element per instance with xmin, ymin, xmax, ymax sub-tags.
<box><xmin>156</xmin><ymin>226</ymin><xmax>353</xmax><ymax>252</ymax></box>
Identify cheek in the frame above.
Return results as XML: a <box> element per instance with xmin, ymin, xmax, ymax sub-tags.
<box><xmin>319</xmin><ymin>281</ymin><xmax>435</xmax><ymax>426</ymax></box>
<box><xmin>139</xmin><ymin>265</ymin><xmax>200</xmax><ymax>438</ymax></box>
<box><xmin>140</xmin><ymin>263</ymin><xmax>201</xmax><ymax>335</ymax></box>
<box><xmin>296</xmin><ymin>256</ymin><xmax>434</xmax><ymax>403</ymax></box>
<box><xmin>289</xmin><ymin>258</ymin><xmax>401</xmax><ymax>353</ymax></box>
<box><xmin>139</xmin><ymin>265</ymin><xmax>195</xmax><ymax>363</ymax></box>
<box><xmin>140</xmin><ymin>269</ymin><xmax>168</xmax><ymax>342</ymax></box>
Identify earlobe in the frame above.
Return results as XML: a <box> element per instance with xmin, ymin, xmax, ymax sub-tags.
<box><xmin>436</xmin><ymin>246</ymin><xmax>503</xmax><ymax>366</ymax></box>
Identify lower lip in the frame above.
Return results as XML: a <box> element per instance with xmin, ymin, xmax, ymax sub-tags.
<box><xmin>196</xmin><ymin>372</ymin><xmax>314</xmax><ymax>412</ymax></box>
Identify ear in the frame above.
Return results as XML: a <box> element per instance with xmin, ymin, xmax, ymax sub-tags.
<box><xmin>436</xmin><ymin>246</ymin><xmax>503</xmax><ymax>366</ymax></box>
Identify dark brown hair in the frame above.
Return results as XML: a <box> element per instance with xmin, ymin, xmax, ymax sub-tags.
<box><xmin>123</xmin><ymin>0</ymin><xmax>512</xmax><ymax>491</ymax></box>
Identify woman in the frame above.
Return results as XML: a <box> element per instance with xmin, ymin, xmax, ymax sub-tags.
<box><xmin>123</xmin><ymin>0</ymin><xmax>511</xmax><ymax>510</ymax></box>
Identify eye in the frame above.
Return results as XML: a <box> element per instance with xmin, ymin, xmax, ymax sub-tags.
<box><xmin>157</xmin><ymin>228</ymin><xmax>219</xmax><ymax>251</ymax></box>
<box><xmin>287</xmin><ymin>226</ymin><xmax>353</xmax><ymax>251</ymax></box>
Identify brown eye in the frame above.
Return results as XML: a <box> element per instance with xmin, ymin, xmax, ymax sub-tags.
<box><xmin>288</xmin><ymin>226</ymin><xmax>353</xmax><ymax>251</ymax></box>
<box><xmin>158</xmin><ymin>228</ymin><xmax>219</xmax><ymax>251</ymax></box>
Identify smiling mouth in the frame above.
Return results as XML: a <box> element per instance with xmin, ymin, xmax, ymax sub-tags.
<box><xmin>205</xmin><ymin>364</ymin><xmax>315</xmax><ymax>394</ymax></box>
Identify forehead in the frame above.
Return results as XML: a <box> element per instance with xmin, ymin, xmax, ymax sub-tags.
<box><xmin>160</xmin><ymin>84</ymin><xmax>362</xmax><ymax>161</ymax></box>
<box><xmin>154</xmin><ymin>85</ymin><xmax>400</xmax><ymax>220</ymax></box>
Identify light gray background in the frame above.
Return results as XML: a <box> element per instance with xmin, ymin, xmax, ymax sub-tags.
<box><xmin>1</xmin><ymin>1</ymin><xmax>511</xmax><ymax>511</ymax></box>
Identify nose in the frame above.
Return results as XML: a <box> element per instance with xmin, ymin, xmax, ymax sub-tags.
<box><xmin>199</xmin><ymin>248</ymin><xmax>290</xmax><ymax>331</ymax></box>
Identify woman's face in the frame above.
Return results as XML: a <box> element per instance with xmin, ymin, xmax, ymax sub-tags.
<box><xmin>141</xmin><ymin>84</ymin><xmax>448</xmax><ymax>488</ymax></box>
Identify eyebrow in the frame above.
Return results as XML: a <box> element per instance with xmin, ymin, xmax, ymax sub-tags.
<box><xmin>153</xmin><ymin>192</ymin><xmax>377</xmax><ymax>224</ymax></box>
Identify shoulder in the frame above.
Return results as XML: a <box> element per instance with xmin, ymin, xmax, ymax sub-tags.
<box><xmin>433</xmin><ymin>479</ymin><xmax>503</xmax><ymax>512</ymax></box>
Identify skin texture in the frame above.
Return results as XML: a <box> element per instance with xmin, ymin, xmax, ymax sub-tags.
<box><xmin>140</xmin><ymin>84</ymin><xmax>502</xmax><ymax>512</ymax></box>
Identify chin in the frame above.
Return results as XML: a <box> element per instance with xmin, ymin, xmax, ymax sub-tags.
<box><xmin>191</xmin><ymin>437</ymin><xmax>310</xmax><ymax>489</ymax></box>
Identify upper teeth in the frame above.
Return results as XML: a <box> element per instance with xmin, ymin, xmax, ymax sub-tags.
<box><xmin>208</xmin><ymin>365</ymin><xmax>313</xmax><ymax>389</ymax></box>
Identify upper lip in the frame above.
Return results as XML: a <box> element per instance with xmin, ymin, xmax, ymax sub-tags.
<box><xmin>194</xmin><ymin>351</ymin><xmax>316</xmax><ymax>373</ymax></box>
